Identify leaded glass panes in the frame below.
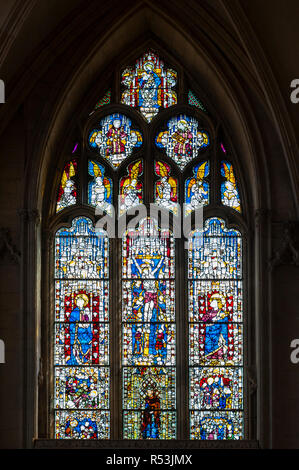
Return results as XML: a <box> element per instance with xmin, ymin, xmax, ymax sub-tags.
<box><xmin>88</xmin><ymin>160</ymin><xmax>113</xmax><ymax>214</ymax></box>
<box><xmin>185</xmin><ymin>161</ymin><xmax>209</xmax><ymax>215</ymax></box>
<box><xmin>188</xmin><ymin>90</ymin><xmax>207</xmax><ymax>113</ymax></box>
<box><xmin>119</xmin><ymin>160</ymin><xmax>143</xmax><ymax>215</ymax></box>
<box><xmin>155</xmin><ymin>115</ymin><xmax>209</xmax><ymax>170</ymax></box>
<box><xmin>122</xmin><ymin>218</ymin><xmax>176</xmax><ymax>439</ymax></box>
<box><xmin>52</xmin><ymin>52</ymin><xmax>248</xmax><ymax>443</ymax></box>
<box><xmin>221</xmin><ymin>161</ymin><xmax>241</xmax><ymax>212</ymax></box>
<box><xmin>88</xmin><ymin>113</ymin><xmax>142</xmax><ymax>168</ymax></box>
<box><xmin>188</xmin><ymin>217</ymin><xmax>244</xmax><ymax>440</ymax></box>
<box><xmin>121</xmin><ymin>51</ymin><xmax>177</xmax><ymax>122</ymax></box>
<box><xmin>154</xmin><ymin>161</ymin><xmax>178</xmax><ymax>214</ymax></box>
<box><xmin>55</xmin><ymin>411</ymin><xmax>110</xmax><ymax>439</ymax></box>
<box><xmin>56</xmin><ymin>160</ymin><xmax>78</xmax><ymax>213</ymax></box>
<box><xmin>54</xmin><ymin>217</ymin><xmax>110</xmax><ymax>439</ymax></box>
<box><xmin>190</xmin><ymin>411</ymin><xmax>243</xmax><ymax>440</ymax></box>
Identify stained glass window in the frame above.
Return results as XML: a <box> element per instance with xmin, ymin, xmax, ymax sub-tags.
<box><xmin>221</xmin><ymin>161</ymin><xmax>241</xmax><ymax>212</ymax></box>
<box><xmin>56</xmin><ymin>160</ymin><xmax>78</xmax><ymax>213</ymax></box>
<box><xmin>52</xmin><ymin>50</ymin><xmax>248</xmax><ymax>443</ymax></box>
<box><xmin>154</xmin><ymin>161</ymin><xmax>178</xmax><ymax>214</ymax></box>
<box><xmin>89</xmin><ymin>90</ymin><xmax>111</xmax><ymax>115</ymax></box>
<box><xmin>88</xmin><ymin>113</ymin><xmax>142</xmax><ymax>168</ymax></box>
<box><xmin>185</xmin><ymin>161</ymin><xmax>209</xmax><ymax>215</ymax></box>
<box><xmin>121</xmin><ymin>51</ymin><xmax>177</xmax><ymax>122</ymax></box>
<box><xmin>188</xmin><ymin>218</ymin><xmax>244</xmax><ymax>440</ymax></box>
<box><xmin>88</xmin><ymin>160</ymin><xmax>113</xmax><ymax>214</ymax></box>
<box><xmin>155</xmin><ymin>115</ymin><xmax>209</xmax><ymax>170</ymax></box>
<box><xmin>54</xmin><ymin>217</ymin><xmax>110</xmax><ymax>439</ymax></box>
<box><xmin>122</xmin><ymin>218</ymin><xmax>176</xmax><ymax>439</ymax></box>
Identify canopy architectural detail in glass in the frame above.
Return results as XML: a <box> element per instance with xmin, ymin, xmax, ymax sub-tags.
<box><xmin>155</xmin><ymin>115</ymin><xmax>209</xmax><ymax>170</ymax></box>
<box><xmin>121</xmin><ymin>51</ymin><xmax>177</xmax><ymax>122</ymax></box>
<box><xmin>88</xmin><ymin>113</ymin><xmax>142</xmax><ymax>169</ymax></box>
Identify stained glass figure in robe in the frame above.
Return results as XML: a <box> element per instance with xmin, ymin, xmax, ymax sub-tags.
<box><xmin>221</xmin><ymin>161</ymin><xmax>241</xmax><ymax>212</ymax></box>
<box><xmin>188</xmin><ymin>217</ymin><xmax>243</xmax><ymax>439</ymax></box>
<box><xmin>123</xmin><ymin>367</ymin><xmax>176</xmax><ymax>410</ymax></box>
<box><xmin>188</xmin><ymin>218</ymin><xmax>242</xmax><ymax>280</ymax></box>
<box><xmin>54</xmin><ymin>217</ymin><xmax>110</xmax><ymax>439</ymax></box>
<box><xmin>122</xmin><ymin>218</ymin><xmax>176</xmax><ymax>439</ymax></box>
<box><xmin>56</xmin><ymin>410</ymin><xmax>110</xmax><ymax>439</ymax></box>
<box><xmin>154</xmin><ymin>161</ymin><xmax>178</xmax><ymax>214</ymax></box>
<box><xmin>88</xmin><ymin>160</ymin><xmax>112</xmax><ymax>214</ymax></box>
<box><xmin>155</xmin><ymin>115</ymin><xmax>209</xmax><ymax>170</ymax></box>
<box><xmin>185</xmin><ymin>161</ymin><xmax>209</xmax><ymax>215</ymax></box>
<box><xmin>56</xmin><ymin>160</ymin><xmax>77</xmax><ymax>212</ymax></box>
<box><xmin>121</xmin><ymin>51</ymin><xmax>177</xmax><ymax>122</ymax></box>
<box><xmin>88</xmin><ymin>114</ymin><xmax>142</xmax><ymax>168</ymax></box>
<box><xmin>55</xmin><ymin>367</ymin><xmax>110</xmax><ymax>409</ymax></box>
<box><xmin>119</xmin><ymin>160</ymin><xmax>143</xmax><ymax>215</ymax></box>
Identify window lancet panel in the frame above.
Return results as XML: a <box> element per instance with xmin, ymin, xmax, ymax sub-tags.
<box><xmin>88</xmin><ymin>160</ymin><xmax>113</xmax><ymax>214</ymax></box>
<box><xmin>54</xmin><ymin>217</ymin><xmax>110</xmax><ymax>439</ymax></box>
